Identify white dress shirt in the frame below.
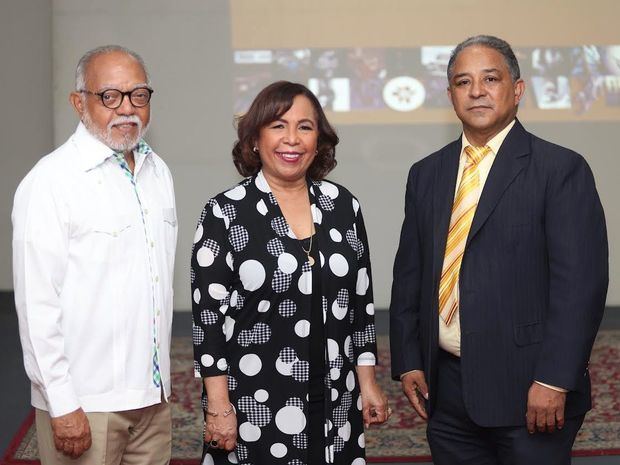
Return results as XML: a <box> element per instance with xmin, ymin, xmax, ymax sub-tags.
<box><xmin>12</xmin><ymin>123</ymin><xmax>177</xmax><ymax>417</ymax></box>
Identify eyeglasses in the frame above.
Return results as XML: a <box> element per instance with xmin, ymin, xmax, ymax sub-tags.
<box><xmin>79</xmin><ymin>87</ymin><xmax>153</xmax><ymax>109</ymax></box>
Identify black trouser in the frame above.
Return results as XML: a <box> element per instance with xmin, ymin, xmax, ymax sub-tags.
<box><xmin>427</xmin><ymin>349</ymin><xmax>584</xmax><ymax>465</ymax></box>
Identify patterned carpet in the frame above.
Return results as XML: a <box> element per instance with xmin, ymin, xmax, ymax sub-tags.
<box><xmin>4</xmin><ymin>332</ymin><xmax>620</xmax><ymax>464</ymax></box>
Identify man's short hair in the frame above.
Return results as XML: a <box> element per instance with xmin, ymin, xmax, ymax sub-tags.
<box><xmin>75</xmin><ymin>45</ymin><xmax>150</xmax><ymax>91</ymax></box>
<box><xmin>447</xmin><ymin>35</ymin><xmax>521</xmax><ymax>83</ymax></box>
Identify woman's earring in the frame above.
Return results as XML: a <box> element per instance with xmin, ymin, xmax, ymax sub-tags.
<box><xmin>253</xmin><ymin>146</ymin><xmax>259</xmax><ymax>153</ymax></box>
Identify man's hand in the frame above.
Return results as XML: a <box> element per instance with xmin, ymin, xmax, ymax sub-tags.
<box><xmin>401</xmin><ymin>370</ymin><xmax>429</xmax><ymax>421</ymax></box>
<box><xmin>50</xmin><ymin>408</ymin><xmax>92</xmax><ymax>458</ymax></box>
<box><xmin>526</xmin><ymin>382</ymin><xmax>567</xmax><ymax>433</ymax></box>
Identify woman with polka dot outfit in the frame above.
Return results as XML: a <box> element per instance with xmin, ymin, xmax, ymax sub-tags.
<box><xmin>191</xmin><ymin>81</ymin><xmax>390</xmax><ymax>464</ymax></box>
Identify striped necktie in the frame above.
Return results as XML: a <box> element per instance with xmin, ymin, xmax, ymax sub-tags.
<box><xmin>438</xmin><ymin>145</ymin><xmax>491</xmax><ymax>325</ymax></box>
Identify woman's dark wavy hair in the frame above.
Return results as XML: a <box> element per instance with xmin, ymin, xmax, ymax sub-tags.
<box><xmin>232</xmin><ymin>81</ymin><xmax>339</xmax><ymax>180</ymax></box>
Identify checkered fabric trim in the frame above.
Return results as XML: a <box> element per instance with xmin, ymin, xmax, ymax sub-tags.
<box><xmin>346</xmin><ymin>230</ymin><xmax>357</xmax><ymax>252</ymax></box>
<box><xmin>113</xmin><ymin>140</ymin><xmax>161</xmax><ymax>388</ymax></box>
<box><xmin>200</xmin><ymin>309</ymin><xmax>219</xmax><ymax>325</ymax></box>
<box><xmin>270</xmin><ymin>217</ymin><xmax>289</xmax><ymax>237</ymax></box>
<box><xmin>347</xmin><ymin>337</ymin><xmax>355</xmax><ymax>362</ymax></box>
<box><xmin>201</xmin><ymin>239</ymin><xmax>221</xmax><ymax>258</ymax></box>
<box><xmin>251</xmin><ymin>322</ymin><xmax>272</xmax><ymax>344</ymax></box>
<box><xmin>293</xmin><ymin>433</ymin><xmax>308</xmax><ymax>450</ymax></box>
<box><xmin>333</xmin><ymin>391</ymin><xmax>353</xmax><ymax>428</ymax></box>
<box><xmin>238</xmin><ymin>395</ymin><xmax>257</xmax><ymax>413</ymax></box>
<box><xmin>236</xmin><ymin>443</ymin><xmax>248</xmax><ymax>461</ymax></box>
<box><xmin>286</xmin><ymin>397</ymin><xmax>304</xmax><ymax>409</ymax></box>
<box><xmin>228</xmin><ymin>225</ymin><xmax>249</xmax><ymax>251</ymax></box>
<box><xmin>334</xmin><ymin>436</ymin><xmax>345</xmax><ymax>452</ymax></box>
<box><xmin>221</xmin><ymin>203</ymin><xmax>237</xmax><ymax>222</ymax></box>
<box><xmin>353</xmin><ymin>324</ymin><xmax>377</xmax><ymax>347</ymax></box>
<box><xmin>336</xmin><ymin>289</ymin><xmax>349</xmax><ymax>308</ymax></box>
<box><xmin>279</xmin><ymin>347</ymin><xmax>298</xmax><ymax>364</ymax></box>
<box><xmin>228</xmin><ymin>374</ymin><xmax>238</xmax><ymax>391</ymax></box>
<box><xmin>330</xmin><ymin>354</ymin><xmax>344</xmax><ymax>371</ymax></box>
<box><xmin>291</xmin><ymin>360</ymin><xmax>310</xmax><ymax>382</ymax></box>
<box><xmin>278</xmin><ymin>299</ymin><xmax>297</xmax><ymax>317</ymax></box>
<box><xmin>356</xmin><ymin>240</ymin><xmax>364</xmax><ymax>260</ymax></box>
<box><xmin>318</xmin><ymin>194</ymin><xmax>335</xmax><ymax>211</ymax></box>
<box><xmin>267</xmin><ymin>238</ymin><xmax>286</xmax><ymax>257</ymax></box>
<box><xmin>192</xmin><ymin>324</ymin><xmax>205</xmax><ymax>345</ymax></box>
<box><xmin>247</xmin><ymin>403</ymin><xmax>272</xmax><ymax>427</ymax></box>
<box><xmin>238</xmin><ymin>293</ymin><xmax>246</xmax><ymax>310</ymax></box>
<box><xmin>272</xmin><ymin>270</ymin><xmax>292</xmax><ymax>293</ymax></box>
<box><xmin>365</xmin><ymin>324</ymin><xmax>377</xmax><ymax>343</ymax></box>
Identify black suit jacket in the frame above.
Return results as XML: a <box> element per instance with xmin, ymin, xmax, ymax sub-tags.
<box><xmin>389</xmin><ymin>120</ymin><xmax>608</xmax><ymax>427</ymax></box>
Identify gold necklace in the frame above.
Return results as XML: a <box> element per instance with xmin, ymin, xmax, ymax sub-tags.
<box><xmin>301</xmin><ymin>220</ymin><xmax>315</xmax><ymax>266</ymax></box>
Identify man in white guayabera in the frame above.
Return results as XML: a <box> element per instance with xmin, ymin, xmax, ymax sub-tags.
<box><xmin>12</xmin><ymin>45</ymin><xmax>177</xmax><ymax>465</ymax></box>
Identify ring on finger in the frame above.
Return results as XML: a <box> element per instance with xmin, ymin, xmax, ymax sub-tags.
<box><xmin>210</xmin><ymin>439</ymin><xmax>218</xmax><ymax>448</ymax></box>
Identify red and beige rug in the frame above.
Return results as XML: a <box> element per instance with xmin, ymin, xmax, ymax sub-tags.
<box><xmin>4</xmin><ymin>331</ymin><xmax>620</xmax><ymax>464</ymax></box>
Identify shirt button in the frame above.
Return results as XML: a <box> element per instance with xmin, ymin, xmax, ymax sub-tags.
<box><xmin>150</xmin><ymin>241</ymin><xmax>155</xmax><ymax>248</ymax></box>
<box><xmin>144</xmin><ymin>208</ymin><xmax>149</xmax><ymax>215</ymax></box>
<box><xmin>155</xmin><ymin>276</ymin><xmax>159</xmax><ymax>282</ymax></box>
<box><xmin>112</xmin><ymin>231</ymin><xmax>118</xmax><ymax>237</ymax></box>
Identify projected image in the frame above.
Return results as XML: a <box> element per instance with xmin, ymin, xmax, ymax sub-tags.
<box><xmin>233</xmin><ymin>45</ymin><xmax>620</xmax><ymax>123</ymax></box>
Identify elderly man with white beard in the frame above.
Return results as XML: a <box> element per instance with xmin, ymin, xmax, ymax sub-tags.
<box><xmin>12</xmin><ymin>45</ymin><xmax>176</xmax><ymax>465</ymax></box>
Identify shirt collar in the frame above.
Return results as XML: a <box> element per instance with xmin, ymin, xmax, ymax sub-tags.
<box><xmin>72</xmin><ymin>122</ymin><xmax>153</xmax><ymax>171</ymax></box>
<box><xmin>460</xmin><ymin>119</ymin><xmax>516</xmax><ymax>157</ymax></box>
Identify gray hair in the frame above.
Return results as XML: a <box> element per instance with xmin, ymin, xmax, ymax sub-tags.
<box><xmin>447</xmin><ymin>35</ymin><xmax>520</xmax><ymax>82</ymax></box>
<box><xmin>75</xmin><ymin>45</ymin><xmax>150</xmax><ymax>90</ymax></box>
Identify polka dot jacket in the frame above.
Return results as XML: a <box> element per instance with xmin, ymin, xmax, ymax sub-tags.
<box><xmin>191</xmin><ymin>170</ymin><xmax>377</xmax><ymax>464</ymax></box>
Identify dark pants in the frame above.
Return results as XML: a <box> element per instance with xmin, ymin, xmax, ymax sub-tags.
<box><xmin>427</xmin><ymin>350</ymin><xmax>584</xmax><ymax>465</ymax></box>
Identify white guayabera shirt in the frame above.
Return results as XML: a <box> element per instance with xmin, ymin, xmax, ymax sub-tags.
<box><xmin>12</xmin><ymin>122</ymin><xmax>177</xmax><ymax>417</ymax></box>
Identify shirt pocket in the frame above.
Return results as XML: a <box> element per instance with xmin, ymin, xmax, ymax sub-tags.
<box><xmin>84</xmin><ymin>214</ymin><xmax>134</xmax><ymax>263</ymax></box>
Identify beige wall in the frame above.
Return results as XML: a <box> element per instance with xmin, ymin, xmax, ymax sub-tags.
<box><xmin>0</xmin><ymin>0</ymin><xmax>54</xmax><ymax>290</ymax></box>
<box><xmin>3</xmin><ymin>1</ymin><xmax>618</xmax><ymax>309</ymax></box>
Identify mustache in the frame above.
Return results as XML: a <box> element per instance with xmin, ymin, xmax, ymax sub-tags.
<box><xmin>107</xmin><ymin>115</ymin><xmax>142</xmax><ymax>132</ymax></box>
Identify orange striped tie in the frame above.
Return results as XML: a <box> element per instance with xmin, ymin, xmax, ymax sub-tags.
<box><xmin>438</xmin><ymin>145</ymin><xmax>491</xmax><ymax>325</ymax></box>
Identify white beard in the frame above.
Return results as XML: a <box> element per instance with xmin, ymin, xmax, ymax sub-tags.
<box><xmin>82</xmin><ymin>111</ymin><xmax>149</xmax><ymax>152</ymax></box>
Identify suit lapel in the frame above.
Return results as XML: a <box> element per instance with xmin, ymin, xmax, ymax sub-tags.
<box><xmin>466</xmin><ymin>120</ymin><xmax>531</xmax><ymax>246</ymax></box>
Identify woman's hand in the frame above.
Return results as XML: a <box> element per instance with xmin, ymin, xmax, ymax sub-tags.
<box><xmin>357</xmin><ymin>366</ymin><xmax>392</xmax><ymax>428</ymax></box>
<box><xmin>204</xmin><ymin>401</ymin><xmax>238</xmax><ymax>452</ymax></box>
<box><xmin>204</xmin><ymin>375</ymin><xmax>237</xmax><ymax>451</ymax></box>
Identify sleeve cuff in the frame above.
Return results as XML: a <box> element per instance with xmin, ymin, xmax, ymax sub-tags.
<box><xmin>356</xmin><ymin>352</ymin><xmax>377</xmax><ymax>366</ymax></box>
<box><xmin>45</xmin><ymin>381</ymin><xmax>80</xmax><ymax>418</ymax></box>
<box><xmin>534</xmin><ymin>380</ymin><xmax>568</xmax><ymax>393</ymax></box>
<box><xmin>399</xmin><ymin>369</ymin><xmax>423</xmax><ymax>380</ymax></box>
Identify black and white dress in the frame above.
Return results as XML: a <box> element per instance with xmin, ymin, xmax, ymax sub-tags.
<box><xmin>191</xmin><ymin>170</ymin><xmax>377</xmax><ymax>465</ymax></box>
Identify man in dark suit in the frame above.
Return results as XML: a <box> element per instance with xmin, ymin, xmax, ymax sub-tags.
<box><xmin>389</xmin><ymin>35</ymin><xmax>608</xmax><ymax>465</ymax></box>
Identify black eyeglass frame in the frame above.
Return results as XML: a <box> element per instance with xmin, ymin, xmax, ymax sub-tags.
<box><xmin>79</xmin><ymin>87</ymin><xmax>154</xmax><ymax>109</ymax></box>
